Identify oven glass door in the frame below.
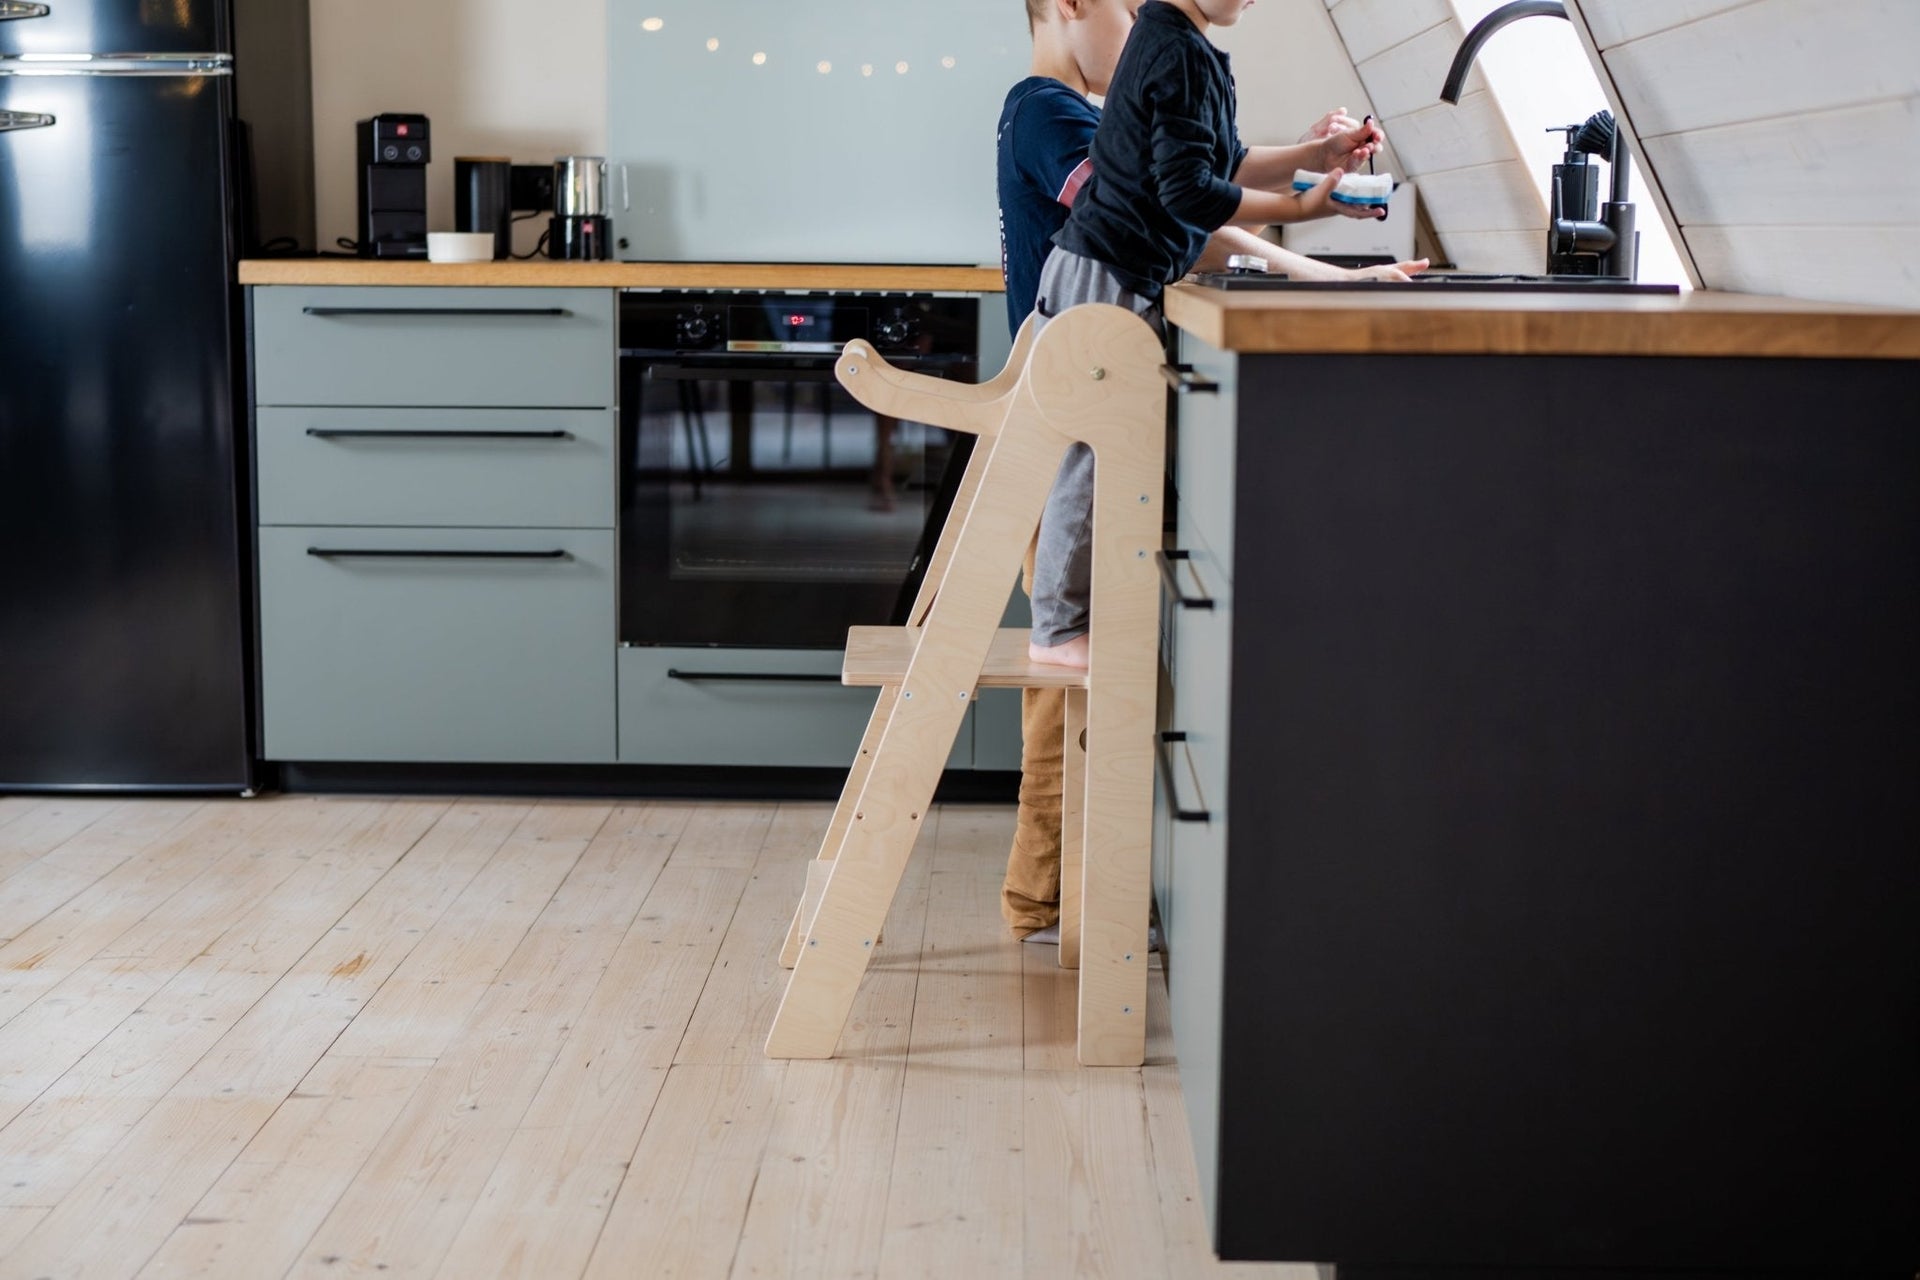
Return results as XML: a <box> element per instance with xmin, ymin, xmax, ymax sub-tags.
<box><xmin>619</xmin><ymin>354</ymin><xmax>974</xmax><ymax>649</ymax></box>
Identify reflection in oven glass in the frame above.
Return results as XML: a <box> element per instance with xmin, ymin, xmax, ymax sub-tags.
<box><xmin>621</xmin><ymin>366</ymin><xmax>971</xmax><ymax>649</ymax></box>
<box><xmin>664</xmin><ymin>382</ymin><xmax>936</xmax><ymax>583</ymax></box>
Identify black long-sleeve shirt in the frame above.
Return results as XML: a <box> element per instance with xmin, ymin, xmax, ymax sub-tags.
<box><xmin>1054</xmin><ymin>1</ymin><xmax>1248</xmax><ymax>297</ymax></box>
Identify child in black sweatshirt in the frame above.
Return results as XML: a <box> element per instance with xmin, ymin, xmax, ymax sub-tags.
<box><xmin>1029</xmin><ymin>0</ymin><xmax>1388</xmax><ymax>669</ymax></box>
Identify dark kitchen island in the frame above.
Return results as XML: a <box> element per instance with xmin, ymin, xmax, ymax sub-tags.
<box><xmin>1153</xmin><ymin>282</ymin><xmax>1920</xmax><ymax>1279</ymax></box>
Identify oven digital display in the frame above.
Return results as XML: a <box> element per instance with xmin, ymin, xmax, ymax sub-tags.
<box><xmin>727</xmin><ymin>302</ymin><xmax>866</xmax><ymax>354</ymax></box>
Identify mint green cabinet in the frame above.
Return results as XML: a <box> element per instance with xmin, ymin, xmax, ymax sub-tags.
<box><xmin>258</xmin><ymin>527</ymin><xmax>616</xmax><ymax>763</ymax></box>
<box><xmin>1158</xmin><ymin>333</ymin><xmax>1239</xmax><ymax>1226</ymax></box>
<box><xmin>256</xmin><ymin>407</ymin><xmax>615</xmax><ymax>529</ymax></box>
<box><xmin>616</xmin><ymin>647</ymin><xmax>972</xmax><ymax>770</ymax></box>
<box><xmin>251</xmin><ymin>286</ymin><xmax>618</xmax><ymax>764</ymax></box>
<box><xmin>253</xmin><ymin>287</ymin><xmax>615</xmax><ymax>408</ymax></box>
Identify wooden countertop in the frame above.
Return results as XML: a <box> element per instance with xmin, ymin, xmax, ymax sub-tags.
<box><xmin>238</xmin><ymin>260</ymin><xmax>1005</xmax><ymax>293</ymax></box>
<box><xmin>1164</xmin><ymin>284</ymin><xmax>1920</xmax><ymax>360</ymax></box>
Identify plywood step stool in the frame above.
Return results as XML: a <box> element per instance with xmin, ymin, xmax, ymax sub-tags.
<box><xmin>765</xmin><ymin>303</ymin><xmax>1166</xmax><ymax>1067</ymax></box>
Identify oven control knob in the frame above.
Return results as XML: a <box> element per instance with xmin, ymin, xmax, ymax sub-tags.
<box><xmin>675</xmin><ymin>312</ymin><xmax>713</xmax><ymax>347</ymax></box>
<box><xmin>874</xmin><ymin>313</ymin><xmax>915</xmax><ymax>348</ymax></box>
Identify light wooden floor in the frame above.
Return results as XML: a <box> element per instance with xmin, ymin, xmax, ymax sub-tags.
<box><xmin>0</xmin><ymin>794</ymin><xmax>1310</xmax><ymax>1280</ymax></box>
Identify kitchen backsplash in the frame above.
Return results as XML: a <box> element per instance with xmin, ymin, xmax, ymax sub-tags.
<box><xmin>608</xmin><ymin>0</ymin><xmax>1025</xmax><ymax>264</ymax></box>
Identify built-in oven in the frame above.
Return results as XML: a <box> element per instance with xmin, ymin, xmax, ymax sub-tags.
<box><xmin>617</xmin><ymin>290</ymin><xmax>980</xmax><ymax>651</ymax></box>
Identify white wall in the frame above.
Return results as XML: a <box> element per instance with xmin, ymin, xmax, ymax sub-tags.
<box><xmin>1571</xmin><ymin>0</ymin><xmax>1920</xmax><ymax>307</ymax></box>
<box><xmin>309</xmin><ymin>0</ymin><xmax>606</xmax><ymax>256</ymax></box>
<box><xmin>1317</xmin><ymin>0</ymin><xmax>1547</xmax><ymax>272</ymax></box>
<box><xmin>1210</xmin><ymin>1</ymin><xmax>1383</xmax><ymax>152</ymax></box>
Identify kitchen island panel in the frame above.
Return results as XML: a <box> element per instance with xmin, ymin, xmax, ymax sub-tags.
<box><xmin>1170</xmin><ymin>338</ymin><xmax>1920</xmax><ymax>1277</ymax></box>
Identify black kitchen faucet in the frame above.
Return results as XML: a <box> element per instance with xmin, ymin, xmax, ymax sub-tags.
<box><xmin>1440</xmin><ymin>0</ymin><xmax>1640</xmax><ymax>280</ymax></box>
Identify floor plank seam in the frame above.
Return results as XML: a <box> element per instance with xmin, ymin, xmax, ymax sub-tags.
<box><xmin>659</xmin><ymin>805</ymin><xmax>784</xmax><ymax>1068</ymax></box>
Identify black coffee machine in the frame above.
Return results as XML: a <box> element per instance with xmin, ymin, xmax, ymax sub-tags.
<box><xmin>355</xmin><ymin>113</ymin><xmax>430</xmax><ymax>259</ymax></box>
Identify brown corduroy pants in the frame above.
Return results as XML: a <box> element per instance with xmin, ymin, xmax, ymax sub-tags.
<box><xmin>1002</xmin><ymin>541</ymin><xmax>1065</xmax><ymax>936</ymax></box>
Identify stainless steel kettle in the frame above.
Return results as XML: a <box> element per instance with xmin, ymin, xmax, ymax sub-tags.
<box><xmin>553</xmin><ymin>155</ymin><xmax>628</xmax><ymax>218</ymax></box>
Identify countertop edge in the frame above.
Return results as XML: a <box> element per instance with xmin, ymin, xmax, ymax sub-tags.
<box><xmin>239</xmin><ymin>260</ymin><xmax>1006</xmax><ymax>292</ymax></box>
<box><xmin>1164</xmin><ymin>286</ymin><xmax>1920</xmax><ymax>360</ymax></box>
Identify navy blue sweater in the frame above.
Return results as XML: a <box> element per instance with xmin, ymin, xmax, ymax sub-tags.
<box><xmin>1054</xmin><ymin>1</ymin><xmax>1248</xmax><ymax>297</ymax></box>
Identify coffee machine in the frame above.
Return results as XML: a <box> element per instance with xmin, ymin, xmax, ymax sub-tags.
<box><xmin>355</xmin><ymin>113</ymin><xmax>430</xmax><ymax>259</ymax></box>
<box><xmin>549</xmin><ymin>156</ymin><xmax>625</xmax><ymax>261</ymax></box>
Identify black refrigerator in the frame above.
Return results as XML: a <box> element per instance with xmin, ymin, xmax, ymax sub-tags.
<box><xmin>0</xmin><ymin>0</ymin><xmax>311</xmax><ymax>791</ymax></box>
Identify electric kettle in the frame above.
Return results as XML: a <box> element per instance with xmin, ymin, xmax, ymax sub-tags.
<box><xmin>549</xmin><ymin>156</ymin><xmax>628</xmax><ymax>260</ymax></box>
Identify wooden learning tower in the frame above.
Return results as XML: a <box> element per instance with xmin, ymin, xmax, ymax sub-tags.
<box><xmin>765</xmin><ymin>303</ymin><xmax>1166</xmax><ymax>1067</ymax></box>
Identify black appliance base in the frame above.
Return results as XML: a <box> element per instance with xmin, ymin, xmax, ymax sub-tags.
<box><xmin>0</xmin><ymin>781</ymin><xmax>257</xmax><ymax>797</ymax></box>
<box><xmin>273</xmin><ymin>761</ymin><xmax>1017</xmax><ymax>804</ymax></box>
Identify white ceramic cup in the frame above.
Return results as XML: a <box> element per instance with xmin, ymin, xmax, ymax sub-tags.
<box><xmin>426</xmin><ymin>231</ymin><xmax>498</xmax><ymax>264</ymax></box>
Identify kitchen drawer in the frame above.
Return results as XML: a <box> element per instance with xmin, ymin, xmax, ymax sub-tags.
<box><xmin>258</xmin><ymin>526</ymin><xmax>615</xmax><ymax>763</ymax></box>
<box><xmin>1172</xmin><ymin>333</ymin><xmax>1238</xmax><ymax>577</ymax></box>
<box><xmin>257</xmin><ymin>407</ymin><xmax>615</xmax><ymax>529</ymax></box>
<box><xmin>1160</xmin><ymin>527</ymin><xmax>1232</xmax><ymax>689</ymax></box>
<box><xmin>1166</xmin><ymin>560</ymin><xmax>1230</xmax><ymax>853</ymax></box>
<box><xmin>1162</xmin><ymin>556</ymin><xmax>1232</xmax><ymax>1227</ymax></box>
<box><xmin>253</xmin><ymin>287</ymin><xmax>615</xmax><ymax>408</ymax></box>
<box><xmin>618</xmin><ymin>647</ymin><xmax>972</xmax><ymax>770</ymax></box>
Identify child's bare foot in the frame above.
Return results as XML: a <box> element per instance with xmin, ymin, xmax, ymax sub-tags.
<box><xmin>1028</xmin><ymin>634</ymin><xmax>1090</xmax><ymax>670</ymax></box>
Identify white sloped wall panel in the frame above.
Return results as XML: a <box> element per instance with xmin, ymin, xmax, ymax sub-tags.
<box><xmin>1574</xmin><ymin>0</ymin><xmax>1920</xmax><ymax>305</ymax></box>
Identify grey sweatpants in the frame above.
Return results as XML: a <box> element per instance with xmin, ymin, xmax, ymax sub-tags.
<box><xmin>1028</xmin><ymin>247</ymin><xmax>1166</xmax><ymax>646</ymax></box>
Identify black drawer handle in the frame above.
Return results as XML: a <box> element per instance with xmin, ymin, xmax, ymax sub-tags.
<box><xmin>307</xmin><ymin>547</ymin><xmax>569</xmax><ymax>561</ymax></box>
<box><xmin>1155</xmin><ymin>550</ymin><xmax>1216</xmax><ymax>610</ymax></box>
<box><xmin>1155</xmin><ymin>731</ymin><xmax>1212</xmax><ymax>824</ymax></box>
<box><xmin>1160</xmin><ymin>363</ymin><xmax>1219</xmax><ymax>395</ymax></box>
<box><xmin>301</xmin><ymin>307</ymin><xmax>571</xmax><ymax>318</ymax></box>
<box><xmin>666</xmin><ymin>669</ymin><xmax>842</xmax><ymax>684</ymax></box>
<box><xmin>305</xmin><ymin>428</ymin><xmax>573</xmax><ymax>441</ymax></box>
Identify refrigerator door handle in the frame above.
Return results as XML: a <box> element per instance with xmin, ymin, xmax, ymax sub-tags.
<box><xmin>0</xmin><ymin>2</ymin><xmax>52</xmax><ymax>20</ymax></box>
<box><xmin>0</xmin><ymin>110</ymin><xmax>55</xmax><ymax>133</ymax></box>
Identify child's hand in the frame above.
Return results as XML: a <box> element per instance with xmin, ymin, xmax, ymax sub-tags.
<box><xmin>1297</xmin><ymin>108</ymin><xmax>1362</xmax><ymax>144</ymax></box>
<box><xmin>1319</xmin><ymin>119</ymin><xmax>1385</xmax><ymax>175</ymax></box>
<box><xmin>1347</xmin><ymin>259</ymin><xmax>1431</xmax><ymax>283</ymax></box>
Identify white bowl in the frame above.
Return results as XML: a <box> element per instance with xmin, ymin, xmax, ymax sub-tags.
<box><xmin>427</xmin><ymin>231</ymin><xmax>497</xmax><ymax>263</ymax></box>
